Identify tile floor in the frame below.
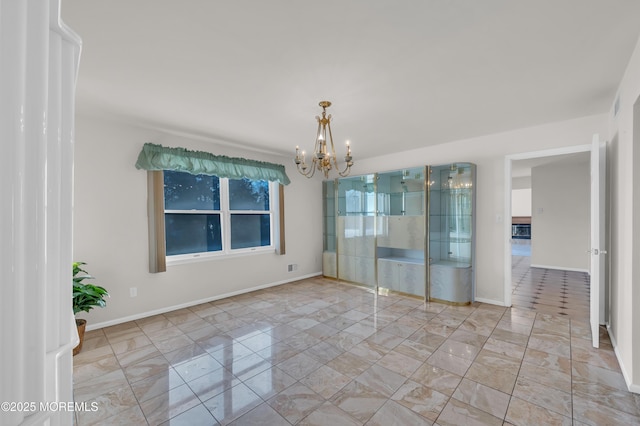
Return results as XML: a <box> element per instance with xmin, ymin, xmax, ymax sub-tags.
<box><xmin>512</xmin><ymin>240</ymin><xmax>590</xmax><ymax>321</ymax></box>
<box><xmin>73</xmin><ymin>276</ymin><xmax>639</xmax><ymax>425</ymax></box>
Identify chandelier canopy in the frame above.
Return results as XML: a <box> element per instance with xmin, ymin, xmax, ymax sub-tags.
<box><xmin>294</xmin><ymin>101</ymin><xmax>353</xmax><ymax>179</ymax></box>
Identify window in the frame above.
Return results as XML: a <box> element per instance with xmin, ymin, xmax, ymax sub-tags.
<box><xmin>163</xmin><ymin>170</ymin><xmax>274</xmax><ymax>261</ymax></box>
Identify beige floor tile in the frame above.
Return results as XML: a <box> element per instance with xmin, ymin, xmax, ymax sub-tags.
<box><xmin>327</xmin><ymin>351</ymin><xmax>373</xmax><ymax>379</ymax></box>
<box><xmin>116</xmin><ymin>344</ymin><xmax>162</xmax><ymax>367</ymax></box>
<box><xmin>73</xmin><ymin>276</ymin><xmax>638</xmax><ymax>426</ymax></box>
<box><xmin>573</xmin><ymin>393</ymin><xmax>640</xmax><ymax>425</ymax></box>
<box><xmin>73</xmin><ymin>352</ymin><xmax>121</xmax><ymax>384</ymax></box>
<box><xmin>518</xmin><ymin>361</ymin><xmax>571</xmax><ymax>393</ymax></box>
<box><xmin>276</xmin><ymin>351</ymin><xmax>322</xmax><ymax>380</ymax></box>
<box><xmin>427</xmin><ymin>349</ymin><xmax>472</xmax><ymax>376</ymax></box>
<box><xmin>512</xmin><ymin>377</ymin><xmax>572</xmax><ymax>418</ymax></box>
<box><xmin>437</xmin><ymin>339</ymin><xmax>482</xmax><ymax>361</ymax></box>
<box><xmin>267</xmin><ymin>383</ymin><xmax>325</xmax><ymax>424</ymax></box>
<box><xmin>572</xmin><ymin>380</ymin><xmax>640</xmax><ymax>417</ymax></box>
<box><xmin>505</xmin><ymin>396</ymin><xmax>572</xmax><ymax>426</ymax></box>
<box><xmin>300</xmin><ymin>365</ymin><xmax>352</xmax><ymax>399</ymax></box>
<box><xmin>96</xmin><ymin>405</ymin><xmax>149</xmax><ymax>426</ymax></box>
<box><xmin>203</xmin><ymin>382</ymin><xmax>262</xmax><ymax>425</ymax></box>
<box><xmin>130</xmin><ymin>368</ymin><xmax>185</xmax><ymax>403</ymax></box>
<box><xmin>354</xmin><ymin>364</ymin><xmax>407</xmax><ymax>397</ymax></box>
<box><xmin>391</xmin><ymin>380</ymin><xmax>448</xmax><ymax>421</ymax></box>
<box><xmin>376</xmin><ymin>350</ymin><xmax>423</xmax><ymax>377</ymax></box>
<box><xmin>159</xmin><ymin>403</ymin><xmax>217</xmax><ymax>426</ymax></box>
<box><xmin>228</xmin><ymin>403</ymin><xmax>288</xmax><ymax>426</ymax></box>
<box><xmin>436</xmin><ymin>398</ymin><xmax>503</xmax><ymax>426</ymax></box>
<box><xmin>410</xmin><ymin>362</ymin><xmax>462</xmax><ymax>396</ymax></box>
<box><xmin>522</xmin><ymin>347</ymin><xmax>571</xmax><ymax>375</ymax></box>
<box><xmin>393</xmin><ymin>339</ymin><xmax>434</xmax><ymax>360</ymax></box>
<box><xmin>572</xmin><ymin>360</ymin><xmax>628</xmax><ymax>392</ymax></box>
<box><xmin>366</xmin><ymin>400</ymin><xmax>433</xmax><ymax>425</ymax></box>
<box><xmin>330</xmin><ymin>381</ymin><xmax>388</xmax><ymax>423</ymax></box>
<box><xmin>75</xmin><ymin>385</ymin><xmax>139</xmax><ymax>426</ymax></box>
<box><xmin>173</xmin><ymin>353</ymin><xmax>223</xmax><ymax>382</ymax></box>
<box><xmin>74</xmin><ymin>368</ymin><xmax>130</xmax><ymax>403</ymax></box>
<box><xmin>298</xmin><ymin>402</ymin><xmax>361</xmax><ymax>426</ymax></box>
<box><xmin>243</xmin><ymin>366</ymin><xmax>296</xmax><ymax>400</ymax></box>
<box><xmin>124</xmin><ymin>355</ymin><xmax>172</xmax><ymax>383</ymax></box>
<box><xmin>452</xmin><ymin>378</ymin><xmax>510</xmax><ymax>419</ymax></box>
<box><xmin>187</xmin><ymin>367</ymin><xmax>240</xmax><ymax>402</ymax></box>
<box><xmin>140</xmin><ymin>383</ymin><xmax>200</xmax><ymax>425</ymax></box>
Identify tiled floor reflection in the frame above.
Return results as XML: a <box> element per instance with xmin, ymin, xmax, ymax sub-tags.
<box><xmin>74</xmin><ymin>277</ymin><xmax>639</xmax><ymax>425</ymax></box>
<box><xmin>512</xmin><ymin>240</ymin><xmax>590</xmax><ymax>321</ymax></box>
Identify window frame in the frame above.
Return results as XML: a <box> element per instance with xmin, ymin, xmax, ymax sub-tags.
<box><xmin>163</xmin><ymin>171</ymin><xmax>277</xmax><ymax>265</ymax></box>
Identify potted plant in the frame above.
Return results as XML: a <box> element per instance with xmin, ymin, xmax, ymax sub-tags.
<box><xmin>72</xmin><ymin>261</ymin><xmax>109</xmax><ymax>355</ymax></box>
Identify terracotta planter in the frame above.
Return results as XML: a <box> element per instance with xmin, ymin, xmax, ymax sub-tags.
<box><xmin>73</xmin><ymin>318</ymin><xmax>86</xmax><ymax>356</ymax></box>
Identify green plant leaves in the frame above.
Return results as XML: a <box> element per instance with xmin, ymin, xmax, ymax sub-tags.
<box><xmin>73</xmin><ymin>262</ymin><xmax>109</xmax><ymax>315</ymax></box>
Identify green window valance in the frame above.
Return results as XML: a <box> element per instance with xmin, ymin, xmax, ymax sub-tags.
<box><xmin>135</xmin><ymin>142</ymin><xmax>290</xmax><ymax>185</ymax></box>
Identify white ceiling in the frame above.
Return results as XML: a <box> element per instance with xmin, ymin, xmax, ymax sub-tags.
<box><xmin>61</xmin><ymin>0</ymin><xmax>640</xmax><ymax>160</ymax></box>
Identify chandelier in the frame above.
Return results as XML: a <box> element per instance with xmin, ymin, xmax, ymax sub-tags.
<box><xmin>294</xmin><ymin>101</ymin><xmax>353</xmax><ymax>178</ymax></box>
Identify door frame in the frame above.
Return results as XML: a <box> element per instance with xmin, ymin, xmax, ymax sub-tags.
<box><xmin>503</xmin><ymin>144</ymin><xmax>591</xmax><ymax>307</ymax></box>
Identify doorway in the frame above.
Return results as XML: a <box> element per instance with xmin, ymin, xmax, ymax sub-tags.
<box><xmin>504</xmin><ymin>145</ymin><xmax>593</xmax><ymax>321</ymax></box>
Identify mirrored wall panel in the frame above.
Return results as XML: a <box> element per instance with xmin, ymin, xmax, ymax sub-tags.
<box><xmin>336</xmin><ymin>174</ymin><xmax>376</xmax><ymax>288</ymax></box>
<box><xmin>376</xmin><ymin>167</ymin><xmax>426</xmax><ymax>297</ymax></box>
<box><xmin>322</xmin><ymin>180</ymin><xmax>337</xmax><ymax>278</ymax></box>
<box><xmin>322</xmin><ymin>163</ymin><xmax>476</xmax><ymax>304</ymax></box>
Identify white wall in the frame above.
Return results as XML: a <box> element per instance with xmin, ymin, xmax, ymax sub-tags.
<box><xmin>512</xmin><ymin>176</ymin><xmax>531</xmax><ymax>190</ymax></box>
<box><xmin>511</xmin><ymin>188</ymin><xmax>532</xmax><ymax>217</ymax></box>
<box><xmin>73</xmin><ymin>114</ymin><xmax>322</xmax><ymax>327</ymax></box>
<box><xmin>354</xmin><ymin>114</ymin><xmax>607</xmax><ymax>304</ymax></box>
<box><xmin>530</xmin><ymin>161</ymin><xmax>589</xmax><ymax>271</ymax></box>
<box><xmin>607</xmin><ymin>34</ymin><xmax>640</xmax><ymax>391</ymax></box>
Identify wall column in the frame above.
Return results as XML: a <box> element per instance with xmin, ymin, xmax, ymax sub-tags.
<box><xmin>0</xmin><ymin>1</ymin><xmax>81</xmax><ymax>424</ymax></box>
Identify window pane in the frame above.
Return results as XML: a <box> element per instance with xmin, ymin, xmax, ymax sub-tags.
<box><xmin>229</xmin><ymin>178</ymin><xmax>269</xmax><ymax>210</ymax></box>
<box><xmin>164</xmin><ymin>170</ymin><xmax>220</xmax><ymax>210</ymax></box>
<box><xmin>165</xmin><ymin>214</ymin><xmax>222</xmax><ymax>255</ymax></box>
<box><xmin>230</xmin><ymin>214</ymin><xmax>271</xmax><ymax>249</ymax></box>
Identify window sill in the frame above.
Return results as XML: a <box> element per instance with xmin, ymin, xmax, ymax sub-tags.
<box><xmin>166</xmin><ymin>247</ymin><xmax>276</xmax><ymax>267</ymax></box>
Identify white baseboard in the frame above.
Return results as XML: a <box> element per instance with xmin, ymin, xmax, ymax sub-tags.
<box><xmin>607</xmin><ymin>324</ymin><xmax>639</xmax><ymax>394</ymax></box>
<box><xmin>86</xmin><ymin>272</ymin><xmax>322</xmax><ymax>331</ymax></box>
<box><xmin>474</xmin><ymin>297</ymin><xmax>507</xmax><ymax>307</ymax></box>
<box><xmin>529</xmin><ymin>264</ymin><xmax>590</xmax><ymax>274</ymax></box>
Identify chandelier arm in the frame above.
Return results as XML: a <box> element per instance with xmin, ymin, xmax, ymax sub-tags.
<box><xmin>327</xmin><ymin>121</ymin><xmax>340</xmax><ymax>171</ymax></box>
<box><xmin>306</xmin><ymin>157</ymin><xmax>319</xmax><ymax>178</ymax></box>
<box><xmin>337</xmin><ymin>164</ymin><xmax>352</xmax><ymax>177</ymax></box>
<box><xmin>328</xmin><ymin>120</ymin><xmax>352</xmax><ymax>177</ymax></box>
<box><xmin>296</xmin><ymin>156</ymin><xmax>318</xmax><ymax>178</ymax></box>
<box><xmin>327</xmin><ymin>121</ymin><xmax>336</xmax><ymax>158</ymax></box>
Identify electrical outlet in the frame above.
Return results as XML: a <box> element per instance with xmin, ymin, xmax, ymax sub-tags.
<box><xmin>130</xmin><ymin>287</ymin><xmax>137</xmax><ymax>297</ymax></box>
<box><xmin>287</xmin><ymin>264</ymin><xmax>298</xmax><ymax>272</ymax></box>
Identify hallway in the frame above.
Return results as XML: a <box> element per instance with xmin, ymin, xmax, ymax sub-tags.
<box><xmin>511</xmin><ymin>240</ymin><xmax>590</xmax><ymax>321</ymax></box>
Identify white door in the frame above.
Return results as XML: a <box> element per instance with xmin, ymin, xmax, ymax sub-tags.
<box><xmin>590</xmin><ymin>134</ymin><xmax>607</xmax><ymax>348</ymax></box>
